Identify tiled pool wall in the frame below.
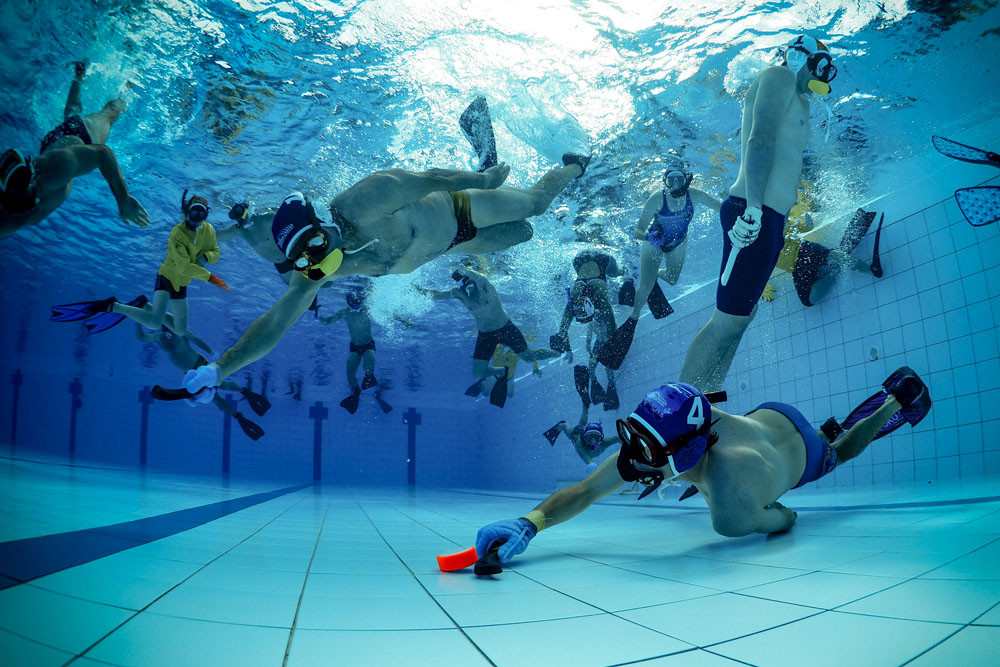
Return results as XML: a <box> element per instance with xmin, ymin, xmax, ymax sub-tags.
<box><xmin>480</xmin><ymin>175</ymin><xmax>1000</xmax><ymax>493</ymax></box>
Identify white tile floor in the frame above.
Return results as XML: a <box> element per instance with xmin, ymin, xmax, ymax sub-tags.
<box><xmin>0</xmin><ymin>455</ymin><xmax>998</xmax><ymax>666</ymax></box>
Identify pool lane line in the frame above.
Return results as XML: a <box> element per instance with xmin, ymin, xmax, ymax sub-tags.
<box><xmin>0</xmin><ymin>482</ymin><xmax>312</xmax><ymax>590</ymax></box>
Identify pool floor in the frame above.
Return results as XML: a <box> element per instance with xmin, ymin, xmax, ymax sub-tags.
<box><xmin>0</xmin><ymin>453</ymin><xmax>998</xmax><ymax>666</ymax></box>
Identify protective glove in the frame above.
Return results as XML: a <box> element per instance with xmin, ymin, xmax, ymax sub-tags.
<box><xmin>585</xmin><ymin>462</ymin><xmax>598</xmax><ymax>475</ymax></box>
<box><xmin>183</xmin><ymin>363</ymin><xmax>220</xmax><ymax>407</ymax></box>
<box><xmin>729</xmin><ymin>205</ymin><xmax>762</xmax><ymax>249</ymax></box>
<box><xmin>475</xmin><ymin>517</ymin><xmax>539</xmax><ymax>566</ymax></box>
<box><xmin>208</xmin><ymin>274</ymin><xmax>230</xmax><ymax>291</ymax></box>
<box><xmin>760</xmin><ymin>282</ymin><xmax>775</xmax><ymax>302</ymax></box>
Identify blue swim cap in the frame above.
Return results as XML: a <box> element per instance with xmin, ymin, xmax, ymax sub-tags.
<box><xmin>628</xmin><ymin>382</ymin><xmax>712</xmax><ymax>475</ymax></box>
<box><xmin>346</xmin><ymin>292</ymin><xmax>363</xmax><ymax>310</ymax></box>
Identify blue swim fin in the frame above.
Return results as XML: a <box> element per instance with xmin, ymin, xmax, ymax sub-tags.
<box><xmin>955</xmin><ymin>186</ymin><xmax>1000</xmax><ymax>227</ymax></box>
<box><xmin>85</xmin><ymin>295</ymin><xmax>149</xmax><ymax>334</ymax></box>
<box><xmin>51</xmin><ymin>296</ymin><xmax>117</xmax><ymax>322</ymax></box>
<box><xmin>460</xmin><ymin>96</ymin><xmax>498</xmax><ymax>172</ymax></box>
<box><xmin>932</xmin><ymin>136</ymin><xmax>1000</xmax><ymax>168</ymax></box>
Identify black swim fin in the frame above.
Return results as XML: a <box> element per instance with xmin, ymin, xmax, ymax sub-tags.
<box><xmin>374</xmin><ymin>390</ymin><xmax>393</xmax><ymax>414</ymax></box>
<box><xmin>932</xmin><ymin>136</ymin><xmax>1000</xmax><ymax>168</ymax></box>
<box><xmin>792</xmin><ymin>241</ymin><xmax>832</xmax><ymax>307</ymax></box>
<box><xmin>647</xmin><ymin>281</ymin><xmax>673</xmax><ymax>319</ymax></box>
<box><xmin>362</xmin><ymin>373</ymin><xmax>378</xmax><ymax>390</ymax></box>
<box><xmin>870</xmin><ymin>213</ymin><xmax>885</xmax><ymax>278</ymax></box>
<box><xmin>51</xmin><ymin>296</ymin><xmax>118</xmax><ymax>322</ymax></box>
<box><xmin>590</xmin><ymin>375</ymin><xmax>606</xmax><ymax>405</ymax></box>
<box><xmin>465</xmin><ymin>379</ymin><xmax>483</xmax><ymax>397</ymax></box>
<box><xmin>234</xmin><ymin>412</ymin><xmax>265</xmax><ymax>441</ymax></box>
<box><xmin>543</xmin><ymin>421</ymin><xmax>565</xmax><ymax>445</ymax></box>
<box><xmin>596</xmin><ymin>317</ymin><xmax>636</xmax><ymax>371</ymax></box>
<box><xmin>489</xmin><ymin>368</ymin><xmax>509</xmax><ymax>408</ymax></box>
<box><xmin>603</xmin><ymin>381</ymin><xmax>619</xmax><ymax>411</ymax></box>
<box><xmin>618</xmin><ymin>278</ymin><xmax>636</xmax><ymax>306</ymax></box>
<box><xmin>678</xmin><ymin>485</ymin><xmax>700</xmax><ymax>501</ymax></box>
<box><xmin>955</xmin><ymin>186</ymin><xmax>1000</xmax><ymax>227</ymax></box>
<box><xmin>85</xmin><ymin>295</ymin><xmax>150</xmax><ymax>334</ymax></box>
<box><xmin>839</xmin><ymin>208</ymin><xmax>877</xmax><ymax>255</ymax></box>
<box><xmin>460</xmin><ymin>96</ymin><xmax>498</xmax><ymax>172</ymax></box>
<box><xmin>240</xmin><ymin>387</ymin><xmax>271</xmax><ymax>417</ymax></box>
<box><xmin>340</xmin><ymin>388</ymin><xmax>361</xmax><ymax>414</ymax></box>
<box><xmin>573</xmin><ymin>365</ymin><xmax>590</xmax><ymax>407</ymax></box>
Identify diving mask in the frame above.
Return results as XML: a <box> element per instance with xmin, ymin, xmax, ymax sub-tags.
<box><xmin>664</xmin><ymin>169</ymin><xmax>693</xmax><ymax>198</ymax></box>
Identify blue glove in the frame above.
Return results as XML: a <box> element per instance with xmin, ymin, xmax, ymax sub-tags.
<box><xmin>183</xmin><ymin>363</ymin><xmax>219</xmax><ymax>407</ymax></box>
<box><xmin>475</xmin><ymin>517</ymin><xmax>538</xmax><ymax>566</ymax></box>
<box><xmin>585</xmin><ymin>462</ymin><xmax>598</xmax><ymax>475</ymax></box>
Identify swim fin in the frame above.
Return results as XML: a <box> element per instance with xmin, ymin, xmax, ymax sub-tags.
<box><xmin>543</xmin><ymin>421</ymin><xmax>566</xmax><ymax>445</ymax></box>
<box><xmin>340</xmin><ymin>388</ymin><xmax>361</xmax><ymax>414</ymax></box>
<box><xmin>573</xmin><ymin>365</ymin><xmax>590</xmax><ymax>407</ymax></box>
<box><xmin>839</xmin><ymin>208</ymin><xmax>877</xmax><ymax>254</ymax></box>
<box><xmin>489</xmin><ymin>368</ymin><xmax>509</xmax><ymax>408</ymax></box>
<box><xmin>308</xmin><ymin>295</ymin><xmax>321</xmax><ymax>319</ymax></box>
<box><xmin>792</xmin><ymin>241</ymin><xmax>832</xmax><ymax>307</ymax></box>
<box><xmin>590</xmin><ymin>375</ymin><xmax>606</xmax><ymax>405</ymax></box>
<box><xmin>465</xmin><ymin>379</ymin><xmax>484</xmax><ymax>397</ymax></box>
<box><xmin>362</xmin><ymin>373</ymin><xmax>378</xmax><ymax>390</ymax></box>
<box><xmin>85</xmin><ymin>295</ymin><xmax>150</xmax><ymax>334</ymax></box>
<box><xmin>647</xmin><ymin>281</ymin><xmax>673</xmax><ymax>319</ymax></box>
<box><xmin>460</xmin><ymin>96</ymin><xmax>498</xmax><ymax>172</ymax></box>
<box><xmin>870</xmin><ymin>212</ymin><xmax>885</xmax><ymax>278</ymax></box>
<box><xmin>618</xmin><ymin>278</ymin><xmax>636</xmax><ymax>306</ymax></box>
<box><xmin>604</xmin><ymin>381</ymin><xmax>619</xmax><ymax>411</ymax></box>
<box><xmin>51</xmin><ymin>296</ymin><xmax>118</xmax><ymax>322</ymax></box>
<box><xmin>374</xmin><ymin>390</ymin><xmax>393</xmax><ymax>414</ymax></box>
<box><xmin>234</xmin><ymin>412</ymin><xmax>265</xmax><ymax>441</ymax></box>
<box><xmin>240</xmin><ymin>387</ymin><xmax>271</xmax><ymax>417</ymax></box>
<box><xmin>678</xmin><ymin>485</ymin><xmax>700</xmax><ymax>501</ymax></box>
<box><xmin>596</xmin><ymin>316</ymin><xmax>636</xmax><ymax>371</ymax></box>
<box><xmin>955</xmin><ymin>186</ymin><xmax>1000</xmax><ymax>227</ymax></box>
<box><xmin>835</xmin><ymin>366</ymin><xmax>932</xmax><ymax>441</ymax></box>
<box><xmin>932</xmin><ymin>136</ymin><xmax>1000</xmax><ymax>168</ymax></box>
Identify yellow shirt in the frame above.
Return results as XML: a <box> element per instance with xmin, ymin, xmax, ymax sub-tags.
<box><xmin>157</xmin><ymin>221</ymin><xmax>220</xmax><ymax>291</ymax></box>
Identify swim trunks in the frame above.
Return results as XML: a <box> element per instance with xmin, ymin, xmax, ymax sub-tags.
<box><xmin>40</xmin><ymin>115</ymin><xmax>93</xmax><ymax>154</ymax></box>
<box><xmin>154</xmin><ymin>273</ymin><xmax>187</xmax><ymax>299</ymax></box>
<box><xmin>473</xmin><ymin>320</ymin><xmax>528</xmax><ymax>360</ymax></box>
<box><xmin>447</xmin><ymin>191</ymin><xmax>478</xmax><ymax>250</ymax></box>
<box><xmin>748</xmin><ymin>401</ymin><xmax>838</xmax><ymax>489</ymax></box>
<box><xmin>646</xmin><ymin>191</ymin><xmax>694</xmax><ymax>253</ymax></box>
<box><xmin>573</xmin><ymin>249</ymin><xmax>614</xmax><ymax>280</ymax></box>
<box><xmin>716</xmin><ymin>196</ymin><xmax>786</xmax><ymax>316</ymax></box>
<box><xmin>349</xmin><ymin>339</ymin><xmax>376</xmax><ymax>355</ymax></box>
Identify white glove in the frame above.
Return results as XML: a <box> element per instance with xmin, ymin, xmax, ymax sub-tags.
<box><xmin>183</xmin><ymin>363</ymin><xmax>220</xmax><ymax>407</ymax></box>
<box><xmin>585</xmin><ymin>462</ymin><xmax>598</xmax><ymax>476</ymax></box>
<box><xmin>729</xmin><ymin>206</ymin><xmax>762</xmax><ymax>249</ymax></box>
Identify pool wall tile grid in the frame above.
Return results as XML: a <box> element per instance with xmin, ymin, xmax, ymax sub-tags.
<box><xmin>480</xmin><ymin>178</ymin><xmax>1000</xmax><ymax>493</ymax></box>
<box><xmin>0</xmin><ymin>464</ymin><xmax>998</xmax><ymax>666</ymax></box>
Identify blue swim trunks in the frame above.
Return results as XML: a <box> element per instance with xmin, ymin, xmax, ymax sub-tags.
<box><xmin>749</xmin><ymin>402</ymin><xmax>838</xmax><ymax>489</ymax></box>
<box><xmin>716</xmin><ymin>196</ymin><xmax>786</xmax><ymax>316</ymax></box>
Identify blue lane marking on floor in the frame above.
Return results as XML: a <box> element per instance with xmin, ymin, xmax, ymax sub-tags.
<box><xmin>0</xmin><ymin>482</ymin><xmax>312</xmax><ymax>589</ymax></box>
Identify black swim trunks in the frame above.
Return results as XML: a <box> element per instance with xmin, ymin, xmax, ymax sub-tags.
<box><xmin>154</xmin><ymin>273</ymin><xmax>187</xmax><ymax>300</ymax></box>
<box><xmin>349</xmin><ymin>339</ymin><xmax>376</xmax><ymax>355</ymax></box>
<box><xmin>41</xmin><ymin>115</ymin><xmax>93</xmax><ymax>154</ymax></box>
<box><xmin>447</xmin><ymin>191</ymin><xmax>478</xmax><ymax>251</ymax></box>
<box><xmin>473</xmin><ymin>320</ymin><xmax>528</xmax><ymax>360</ymax></box>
